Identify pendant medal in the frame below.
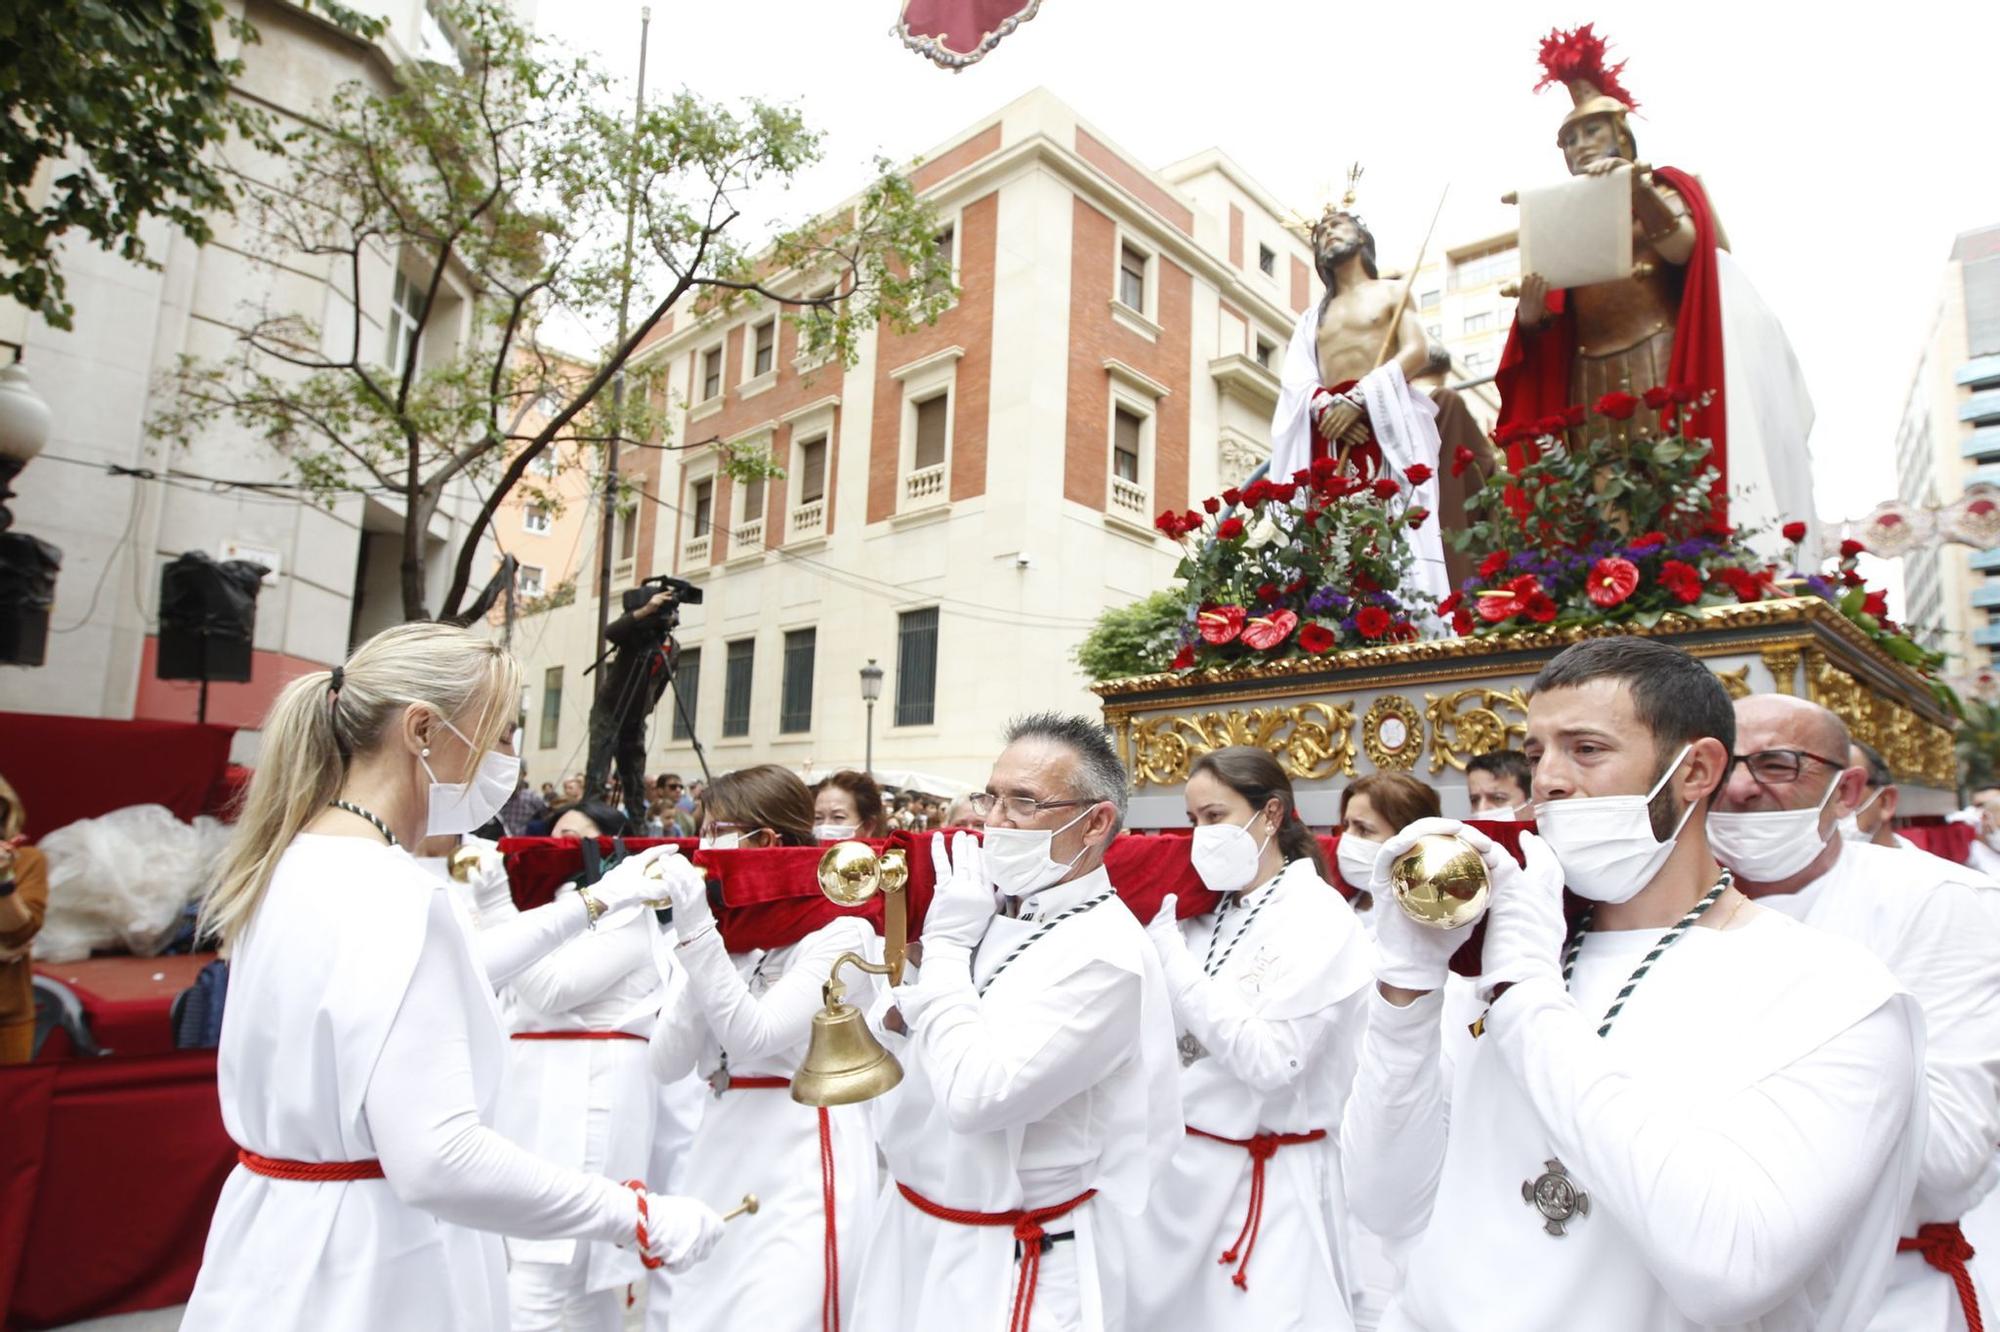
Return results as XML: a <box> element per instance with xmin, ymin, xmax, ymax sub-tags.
<box><xmin>1522</xmin><ymin>1158</ymin><xmax>1589</xmax><ymax>1236</ymax></box>
<box><xmin>1177</xmin><ymin>1031</ymin><xmax>1207</xmax><ymax>1067</ymax></box>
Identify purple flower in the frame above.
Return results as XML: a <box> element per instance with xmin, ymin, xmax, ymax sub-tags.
<box><xmin>1673</xmin><ymin>538</ymin><xmax>1711</xmax><ymax>562</ymax></box>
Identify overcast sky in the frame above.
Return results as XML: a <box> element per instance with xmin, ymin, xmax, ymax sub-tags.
<box><xmin>539</xmin><ymin>0</ymin><xmax>2000</xmax><ymax>541</ymax></box>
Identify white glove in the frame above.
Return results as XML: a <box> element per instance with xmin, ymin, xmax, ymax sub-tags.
<box><xmin>592</xmin><ymin>845</ymin><xmax>691</xmax><ymax>918</ymax></box>
<box><xmin>1368</xmin><ymin>816</ymin><xmax>1487</xmax><ymax>992</ymax></box>
<box><xmin>641</xmin><ymin>1192</ymin><xmax>727</xmax><ymax>1273</ymax></box>
<box><xmin>1476</xmin><ymin>831</ymin><xmax>1568</xmax><ymax>998</ymax></box>
<box><xmin>924</xmin><ymin>831</ymin><xmax>996</xmax><ymax>951</ymax></box>
<box><xmin>1147</xmin><ymin>894</ymin><xmax>1200</xmax><ymax>998</ymax></box>
<box><xmin>654</xmin><ymin>848</ymin><xmax>715</xmax><ymax>939</ymax></box>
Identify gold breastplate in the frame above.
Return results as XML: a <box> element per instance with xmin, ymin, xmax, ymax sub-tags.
<box><xmin>1570</xmin><ymin>236</ymin><xmax>1684</xmax><ymax>358</ymax></box>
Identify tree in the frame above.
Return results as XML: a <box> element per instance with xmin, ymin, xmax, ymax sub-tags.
<box><xmin>151</xmin><ymin>0</ymin><xmax>953</xmax><ymax>620</ymax></box>
<box><xmin>1073</xmin><ymin>589</ymin><xmax>1188</xmax><ymax>681</ymax></box>
<box><xmin>0</xmin><ymin>0</ymin><xmax>382</xmax><ymax>329</ymax></box>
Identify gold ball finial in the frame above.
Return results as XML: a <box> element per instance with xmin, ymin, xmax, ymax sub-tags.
<box><xmin>1388</xmin><ymin>833</ymin><xmax>1491</xmax><ymax>929</ymax></box>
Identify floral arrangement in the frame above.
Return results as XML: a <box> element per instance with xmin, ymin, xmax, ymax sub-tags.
<box><xmin>1153</xmin><ymin>451</ymin><xmax>1440</xmax><ymax>669</ymax></box>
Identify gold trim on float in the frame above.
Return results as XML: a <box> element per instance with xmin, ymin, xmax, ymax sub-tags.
<box><xmin>1361</xmin><ymin>695</ymin><xmax>1425</xmax><ymax>772</ymax></box>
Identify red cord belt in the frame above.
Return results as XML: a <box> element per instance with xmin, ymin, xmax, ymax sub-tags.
<box><xmin>1184</xmin><ymin>1126</ymin><xmax>1327</xmax><ymax>1290</ymax></box>
<box><xmin>722</xmin><ymin>1075</ymin><xmax>841</xmax><ymax>1332</ymax></box>
<box><xmin>1899</xmin><ymin>1222</ymin><xmax>1983</xmax><ymax>1332</ymax></box>
<box><xmin>237</xmin><ymin>1148</ymin><xmax>384</xmax><ymax>1182</ymax></box>
<box><xmin>510</xmin><ymin>1030</ymin><xmax>647</xmax><ymax>1041</ymax></box>
<box><xmin>895</xmin><ymin>1180</ymin><xmax>1097</xmax><ymax>1332</ymax></box>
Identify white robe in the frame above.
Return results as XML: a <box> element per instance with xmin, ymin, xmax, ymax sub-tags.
<box><xmin>851</xmin><ymin>865</ymin><xmax>1182</xmax><ymax>1332</ymax></box>
<box><xmin>184</xmin><ymin>836</ymin><xmax>642</xmax><ymax>1331</ymax></box>
<box><xmin>1344</xmin><ymin>907</ymin><xmax>1923</xmax><ymax>1331</ymax></box>
<box><xmin>1754</xmin><ymin>840</ymin><xmax>2000</xmax><ymax>1330</ymax></box>
<box><xmin>647</xmin><ymin>916</ymin><xmax>881</xmax><ymax>1332</ymax></box>
<box><xmin>1715</xmin><ymin>250</ymin><xmax>1819</xmax><ymax>559</ymax></box>
<box><xmin>1271</xmin><ymin>305</ymin><xmax>1448</xmax><ymax>602</ymax></box>
<box><xmin>1119</xmin><ymin>858</ymin><xmax>1373</xmax><ymax>1332</ymax></box>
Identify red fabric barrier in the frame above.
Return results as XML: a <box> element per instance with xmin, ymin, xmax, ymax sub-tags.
<box><xmin>32</xmin><ymin>954</ymin><xmax>214</xmax><ymax>1060</ymax></box>
<box><xmin>0</xmin><ymin>1052</ymin><xmax>233</xmax><ymax>1329</ymax></box>
<box><xmin>0</xmin><ymin>714</ymin><xmax>236</xmax><ymax>841</ymax></box>
<box><xmin>1900</xmin><ymin>821</ymin><xmax>1974</xmax><ymax>864</ymax></box>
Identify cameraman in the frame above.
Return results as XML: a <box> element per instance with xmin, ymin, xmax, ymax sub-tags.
<box><xmin>585</xmin><ymin>589</ymin><xmax>675</xmax><ymax>825</ymax></box>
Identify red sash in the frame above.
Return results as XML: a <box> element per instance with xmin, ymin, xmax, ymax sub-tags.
<box><xmin>722</xmin><ymin>1076</ymin><xmax>840</xmax><ymax>1331</ymax></box>
<box><xmin>1184</xmin><ymin>1127</ymin><xmax>1327</xmax><ymax>1288</ymax></box>
<box><xmin>237</xmin><ymin>1148</ymin><xmax>384</xmax><ymax>1182</ymax></box>
<box><xmin>1898</xmin><ymin>1222</ymin><xmax>1983</xmax><ymax>1331</ymax></box>
<box><xmin>509</xmin><ymin>1030</ymin><xmax>646</xmax><ymax>1041</ymax></box>
<box><xmin>895</xmin><ymin>1180</ymin><xmax>1097</xmax><ymax>1332</ymax></box>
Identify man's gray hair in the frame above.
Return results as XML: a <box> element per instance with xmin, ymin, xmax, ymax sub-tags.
<box><xmin>1004</xmin><ymin>711</ymin><xmax>1129</xmax><ymax>826</ymax></box>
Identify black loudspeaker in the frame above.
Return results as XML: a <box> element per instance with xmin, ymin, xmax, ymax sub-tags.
<box><xmin>157</xmin><ymin>551</ymin><xmax>269</xmax><ymax>684</ymax></box>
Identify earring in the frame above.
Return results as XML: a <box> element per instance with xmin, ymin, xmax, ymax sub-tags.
<box><xmin>421</xmin><ymin>747</ymin><xmax>430</xmax><ymax>758</ymax></box>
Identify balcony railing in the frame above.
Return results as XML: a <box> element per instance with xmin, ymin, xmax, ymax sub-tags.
<box><xmin>790</xmin><ymin>498</ymin><xmax>825</xmax><ymax>540</ymax></box>
<box><xmin>682</xmin><ymin>534</ymin><xmax>710</xmax><ymax>567</ymax></box>
<box><xmin>731</xmin><ymin>518</ymin><xmax>764</xmax><ymax>555</ymax></box>
<box><xmin>905</xmin><ymin>464</ymin><xmax>946</xmax><ymax>507</ymax></box>
<box><xmin>1110</xmin><ymin>475</ymin><xmax>1148</xmax><ymax>519</ymax></box>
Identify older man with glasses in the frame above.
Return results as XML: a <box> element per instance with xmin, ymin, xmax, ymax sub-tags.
<box><xmin>1714</xmin><ymin>693</ymin><xmax>2000</xmax><ymax>1332</ymax></box>
<box><xmin>850</xmin><ymin>712</ymin><xmax>1181</xmax><ymax>1332</ymax></box>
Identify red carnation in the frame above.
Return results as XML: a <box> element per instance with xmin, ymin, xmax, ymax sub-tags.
<box><xmin>1298</xmin><ymin>623</ymin><xmax>1337</xmax><ymax>654</ymax></box>
<box><xmin>1781</xmin><ymin>521</ymin><xmax>1808</xmax><ymax>544</ymax></box>
<box><xmin>1450</xmin><ymin>607</ymin><xmax>1474</xmax><ymax>635</ymax></box>
<box><xmin>1451</xmin><ymin>444</ymin><xmax>1476</xmax><ymax>478</ymax></box>
<box><xmin>1202</xmin><ymin>496</ymin><xmax>1221</xmax><ymax>515</ymax></box>
<box><xmin>1171</xmin><ymin>643</ymin><xmax>1195</xmax><ymax>670</ymax></box>
<box><xmin>1587</xmin><ymin>557</ymin><xmax>1640</xmax><ymax>608</ymax></box>
<box><xmin>1659</xmin><ymin>559</ymin><xmax>1703</xmax><ymax>604</ymax></box>
<box><xmin>1217</xmin><ymin>517</ymin><xmax>1245</xmax><ymax>540</ymax></box>
<box><xmin>1595</xmin><ymin>391</ymin><xmax>1640</xmax><ymax>421</ymax></box>
<box><xmin>1371</xmin><ymin>477</ymin><xmax>1401</xmax><ymax>500</ymax></box>
<box><xmin>1522</xmin><ymin>591</ymin><xmax>1559</xmax><ymax>623</ymax></box>
<box><xmin>1479</xmin><ymin>550</ymin><xmax>1512</xmax><ymax>580</ymax></box>
<box><xmin>1405</xmin><ymin>463</ymin><xmax>1434</xmax><ymax>485</ymax></box>
<box><xmin>1862</xmin><ymin>590</ymin><xmax>1889</xmax><ymax>619</ymax></box>
<box><xmin>1840</xmin><ymin>538</ymin><xmax>1866</xmax><ymax>558</ymax></box>
<box><xmin>1353</xmin><ymin>570</ymin><xmax>1381</xmax><ymax>594</ymax></box>
<box><xmin>1355</xmin><ymin>606</ymin><xmax>1393</xmax><ymax>639</ymax></box>
<box><xmin>1437</xmin><ymin>591</ymin><xmax>1463</xmax><ymax>616</ymax></box>
<box><xmin>1717</xmin><ymin>567</ymin><xmax>1764</xmax><ymax>603</ymax></box>
<box><xmin>1255</xmin><ymin>582</ymin><xmax>1280</xmax><ymax>603</ymax></box>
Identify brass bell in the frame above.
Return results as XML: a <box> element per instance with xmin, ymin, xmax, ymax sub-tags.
<box><xmin>815</xmin><ymin>841</ymin><xmax>909</xmax><ymax>985</ymax></box>
<box><xmin>446</xmin><ymin>843</ymin><xmax>489</xmax><ymax>884</ymax></box>
<box><xmin>1389</xmin><ymin>833</ymin><xmax>1491</xmax><ymax>929</ymax></box>
<box><xmin>791</xmin><ymin>951</ymin><xmax>903</xmax><ymax>1107</ymax></box>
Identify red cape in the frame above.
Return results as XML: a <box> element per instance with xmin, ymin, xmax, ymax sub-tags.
<box><xmin>1494</xmin><ymin>166</ymin><xmax>1729</xmax><ymax>520</ymax></box>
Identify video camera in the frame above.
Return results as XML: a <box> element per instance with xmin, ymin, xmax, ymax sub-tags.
<box><xmin>621</xmin><ymin>574</ymin><xmax>703</xmax><ymax>615</ymax></box>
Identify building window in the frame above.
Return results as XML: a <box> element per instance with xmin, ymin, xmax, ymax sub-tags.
<box><xmin>1118</xmin><ymin>243</ymin><xmax>1149</xmax><ymax>312</ymax></box>
<box><xmin>518</xmin><ymin>564</ymin><xmax>544</xmax><ymax>598</ymax></box>
<box><xmin>1425</xmin><ymin>323</ymin><xmax>1442</xmax><ymax>339</ymax></box>
<box><xmin>692</xmin><ymin>479</ymin><xmax>714</xmax><ymax>537</ymax></box>
<box><xmin>1462</xmin><ymin>311</ymin><xmax>1493</xmax><ymax>334</ymax></box>
<box><xmin>798</xmin><ymin>435</ymin><xmax>827</xmax><ymax>503</ymax></box>
<box><xmin>1254</xmin><ymin>336</ymin><xmax>1276</xmax><ymax>370</ymax></box>
<box><xmin>523</xmin><ymin>505</ymin><xmax>551</xmax><ymax>535</ymax></box>
<box><xmin>1113</xmin><ymin>407</ymin><xmax>1143</xmax><ymax>482</ymax></box>
<box><xmin>929</xmin><ymin>224</ymin><xmax>956</xmax><ymax>298</ymax></box>
<box><xmin>1449</xmin><ymin>247</ymin><xmax>1518</xmax><ymax>292</ymax></box>
<box><xmin>1257</xmin><ymin>244</ymin><xmax>1276</xmax><ymax>277</ymax></box>
<box><xmin>913</xmin><ymin>393</ymin><xmax>949</xmax><ymax>471</ymax></box>
<box><xmin>723</xmin><ymin>639</ymin><xmax>754</xmax><ymax>737</ymax></box>
<box><xmin>752</xmin><ymin>318</ymin><xmax>775</xmax><ymax>377</ymax></box>
<box><xmin>670</xmin><ymin>647</ymin><xmax>699</xmax><ymax>740</ymax></box>
<box><xmin>1418</xmin><ymin>288</ymin><xmax>1442</xmax><ymax>311</ymax></box>
<box><xmin>386</xmin><ymin>268</ymin><xmax>427</xmax><ymax>373</ymax></box>
<box><xmin>1463</xmin><ymin>350</ymin><xmax>1494</xmax><ymax>373</ymax></box>
<box><xmin>780</xmin><ymin>627</ymin><xmax>815</xmax><ymax>734</ymax></box>
<box><xmin>539</xmin><ymin>666</ymin><xmax>562</xmax><ymax>749</ymax></box>
<box><xmin>740</xmin><ymin>473</ymin><xmax>765</xmax><ymax>530</ymax></box>
<box><xmin>617</xmin><ymin>505</ymin><xmax>637</xmax><ymax>561</ymax></box>
<box><xmin>700</xmin><ymin>346</ymin><xmax>723</xmax><ymax>401</ymax></box>
<box><xmin>529</xmin><ymin>449</ymin><xmax>560</xmax><ymax>479</ymax></box>
<box><xmin>895</xmin><ymin>608</ymin><xmax>939</xmax><ymax>727</ymax></box>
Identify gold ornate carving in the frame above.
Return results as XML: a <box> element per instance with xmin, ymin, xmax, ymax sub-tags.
<box><xmin>1424</xmin><ymin>687</ymin><xmax>1531</xmax><ymax>774</ymax></box>
<box><xmin>1128</xmin><ymin>702</ymin><xmax>1357</xmax><ymax>788</ymax></box>
<box><xmin>1362</xmin><ymin>695</ymin><xmax>1425</xmax><ymax>771</ymax></box>
<box><xmin>1802</xmin><ymin>650</ymin><xmax>1956</xmax><ymax>788</ymax></box>
<box><xmin>1712</xmin><ymin>665</ymin><xmax>1752</xmax><ymax>700</ymax></box>
<box><xmin>1760</xmin><ymin>648</ymin><xmax>1802</xmax><ymax>696</ymax></box>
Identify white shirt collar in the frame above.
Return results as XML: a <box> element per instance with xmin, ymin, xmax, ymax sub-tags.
<box><xmin>1017</xmin><ymin>863</ymin><xmax>1113</xmax><ymax>922</ymax></box>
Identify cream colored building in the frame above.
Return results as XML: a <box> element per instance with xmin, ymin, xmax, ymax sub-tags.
<box><xmin>1894</xmin><ymin>223</ymin><xmax>2000</xmax><ymax>669</ymax></box>
<box><xmin>513</xmin><ymin>90</ymin><xmax>1322</xmax><ymax>794</ymax></box>
<box><xmin>0</xmin><ymin>0</ymin><xmax>511</xmax><ymax>751</ymax></box>
<box><xmin>1409</xmin><ymin>230</ymin><xmax>1519</xmax><ymax>429</ymax></box>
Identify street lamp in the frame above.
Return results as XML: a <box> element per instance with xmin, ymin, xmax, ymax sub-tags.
<box><xmin>859</xmin><ymin>658</ymin><xmax>885</xmax><ymax>778</ymax></box>
<box><xmin>0</xmin><ymin>355</ymin><xmax>61</xmax><ymax>667</ymax></box>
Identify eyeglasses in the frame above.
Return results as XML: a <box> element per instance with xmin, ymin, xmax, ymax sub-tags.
<box><xmin>1729</xmin><ymin>748</ymin><xmax>1849</xmax><ymax>787</ymax></box>
<box><xmin>662</xmin><ymin>782</ymin><xmax>684</xmax><ymax>791</ymax></box>
<box><xmin>967</xmin><ymin>791</ymin><xmax>1090</xmax><ymax>822</ymax></box>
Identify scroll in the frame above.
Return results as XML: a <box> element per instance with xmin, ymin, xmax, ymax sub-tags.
<box><xmin>1516</xmin><ymin>164</ymin><xmax>1632</xmax><ymax>290</ymax></box>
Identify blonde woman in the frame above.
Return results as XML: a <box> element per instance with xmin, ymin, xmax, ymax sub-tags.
<box><xmin>183</xmin><ymin>623</ymin><xmax>723</xmax><ymax>1331</ymax></box>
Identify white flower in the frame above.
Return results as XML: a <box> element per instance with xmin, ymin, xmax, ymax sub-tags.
<box><xmin>1244</xmin><ymin>516</ymin><xmax>1280</xmax><ymax>551</ymax></box>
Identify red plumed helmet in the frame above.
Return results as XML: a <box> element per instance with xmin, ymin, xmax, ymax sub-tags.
<box><xmin>1535</xmin><ymin>24</ymin><xmax>1640</xmax><ymax>151</ymax></box>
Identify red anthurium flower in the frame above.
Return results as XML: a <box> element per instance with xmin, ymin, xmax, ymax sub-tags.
<box><xmin>1405</xmin><ymin>463</ymin><xmax>1434</xmax><ymax>485</ymax></box>
<box><xmin>1861</xmin><ymin>590</ymin><xmax>1889</xmax><ymax>619</ymax></box>
<box><xmin>1479</xmin><ymin>550</ymin><xmax>1511</xmax><ymax>580</ymax></box>
<box><xmin>1217</xmin><ymin>517</ymin><xmax>1245</xmax><ymax>540</ymax></box>
<box><xmin>1298</xmin><ymin>623</ymin><xmax>1337</xmax><ymax>654</ymax></box>
<box><xmin>1371</xmin><ymin>477</ymin><xmax>1400</xmax><ymax>500</ymax></box>
<box><xmin>1781</xmin><ymin>520</ymin><xmax>1808</xmax><ymax>544</ymax></box>
<box><xmin>1588</xmin><ymin>557</ymin><xmax>1640</xmax><ymax>608</ymax></box>
<box><xmin>1839</xmin><ymin>538</ymin><xmax>1866</xmax><ymax>558</ymax></box>
<box><xmin>1504</xmin><ymin>573</ymin><xmax>1544</xmax><ymax>599</ymax></box>
<box><xmin>1171</xmin><ymin>643</ymin><xmax>1195</xmax><ymax>670</ymax></box>
<box><xmin>1659</xmin><ymin>559</ymin><xmax>1703</xmax><ymax>604</ymax></box>
<box><xmin>1451</xmin><ymin>444</ymin><xmax>1476</xmax><ymax>478</ymax></box>
<box><xmin>1241</xmin><ymin>609</ymin><xmax>1298</xmax><ymax>651</ymax></box>
<box><xmin>1197</xmin><ymin>605</ymin><xmax>1246</xmax><ymax>644</ymax></box>
<box><xmin>1476</xmin><ymin>593</ymin><xmax>1520</xmax><ymax>623</ymax></box>
<box><xmin>1355</xmin><ymin>606</ymin><xmax>1393</xmax><ymax>639</ymax></box>
<box><xmin>1595</xmin><ymin>391</ymin><xmax>1640</xmax><ymax>421</ymax></box>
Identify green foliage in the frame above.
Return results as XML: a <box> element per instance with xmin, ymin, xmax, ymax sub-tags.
<box><xmin>148</xmin><ymin>0</ymin><xmax>951</xmax><ymax>620</ymax></box>
<box><xmin>1074</xmin><ymin>589</ymin><xmax>1186</xmax><ymax>680</ymax></box>
<box><xmin>1958</xmin><ymin>700</ymin><xmax>2000</xmax><ymax>790</ymax></box>
<box><xmin>0</xmin><ymin>0</ymin><xmax>384</xmax><ymax>329</ymax></box>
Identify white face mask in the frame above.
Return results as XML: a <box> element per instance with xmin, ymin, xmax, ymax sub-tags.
<box><xmin>1534</xmin><ymin>744</ymin><xmax>1696</xmax><ymax>904</ymax></box>
<box><xmin>421</xmin><ymin>719</ymin><xmax>520</xmax><ymax>837</ymax></box>
<box><xmin>984</xmin><ymin>806</ymin><xmax>1094</xmax><ymax>899</ymax></box>
<box><xmin>1190</xmin><ymin>811</ymin><xmax>1275</xmax><ymax>895</ymax></box>
<box><xmin>1835</xmin><ymin>787</ymin><xmax>1884</xmax><ymax>844</ymax></box>
<box><xmin>814</xmin><ymin>823</ymin><xmax>859</xmax><ymax>843</ymax></box>
<box><xmin>1708</xmin><ymin>772</ymin><xmax>1841</xmax><ymax>882</ymax></box>
<box><xmin>1474</xmin><ymin>803</ymin><xmax>1527</xmax><ymax>823</ymax></box>
<box><xmin>1335</xmin><ymin>834</ymin><xmax>1382</xmax><ymax>893</ymax></box>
